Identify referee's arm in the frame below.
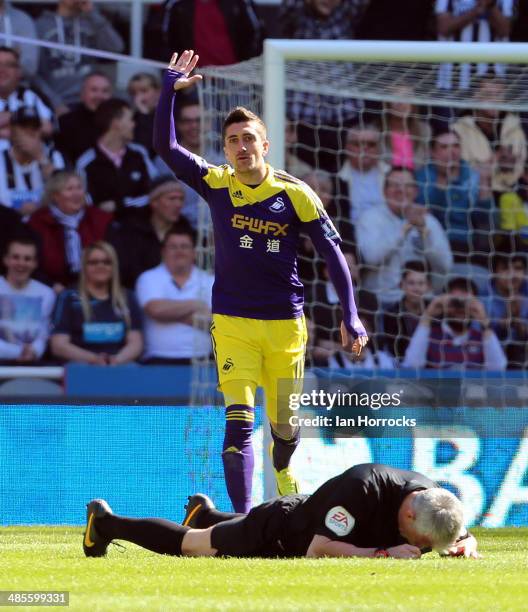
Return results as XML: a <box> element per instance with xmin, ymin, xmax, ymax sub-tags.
<box><xmin>306</xmin><ymin>535</ymin><xmax>422</xmax><ymax>559</ymax></box>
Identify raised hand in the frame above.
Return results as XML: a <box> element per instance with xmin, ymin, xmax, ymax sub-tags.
<box><xmin>168</xmin><ymin>50</ymin><xmax>203</xmax><ymax>91</ymax></box>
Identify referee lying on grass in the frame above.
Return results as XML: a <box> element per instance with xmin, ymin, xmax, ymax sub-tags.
<box><xmin>83</xmin><ymin>463</ymin><xmax>479</xmax><ymax>560</ymax></box>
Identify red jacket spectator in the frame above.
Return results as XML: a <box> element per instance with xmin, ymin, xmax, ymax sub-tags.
<box><xmin>28</xmin><ymin>171</ymin><xmax>112</xmax><ymax>288</ymax></box>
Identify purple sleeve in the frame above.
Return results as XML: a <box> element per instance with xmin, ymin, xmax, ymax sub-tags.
<box><xmin>305</xmin><ymin>220</ymin><xmax>367</xmax><ymax>339</ymax></box>
<box><xmin>153</xmin><ymin>70</ymin><xmax>211</xmax><ymax>197</ymax></box>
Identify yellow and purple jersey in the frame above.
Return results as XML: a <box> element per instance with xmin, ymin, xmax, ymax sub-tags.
<box><xmin>154</xmin><ymin>71</ymin><xmax>366</xmax><ymax>337</ymax></box>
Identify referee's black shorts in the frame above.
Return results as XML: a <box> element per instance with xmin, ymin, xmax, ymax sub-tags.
<box><xmin>210</xmin><ymin>495</ymin><xmax>307</xmax><ymax>558</ymax></box>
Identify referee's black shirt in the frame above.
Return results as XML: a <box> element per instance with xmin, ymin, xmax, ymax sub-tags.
<box><xmin>284</xmin><ymin>463</ymin><xmax>437</xmax><ymax>555</ymax></box>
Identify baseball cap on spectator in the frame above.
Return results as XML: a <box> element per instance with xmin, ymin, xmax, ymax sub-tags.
<box><xmin>10</xmin><ymin>106</ymin><xmax>41</xmax><ymax>129</ymax></box>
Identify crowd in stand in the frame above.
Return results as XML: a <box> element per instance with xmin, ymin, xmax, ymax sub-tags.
<box><xmin>0</xmin><ymin>0</ymin><xmax>528</xmax><ymax>372</ymax></box>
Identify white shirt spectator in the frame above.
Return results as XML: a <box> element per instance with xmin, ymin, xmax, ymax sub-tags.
<box><xmin>436</xmin><ymin>0</ymin><xmax>515</xmax><ymax>89</ymax></box>
<box><xmin>337</xmin><ymin>160</ymin><xmax>387</xmax><ymax>223</ymax></box>
<box><xmin>136</xmin><ymin>263</ymin><xmax>214</xmax><ymax>359</ymax></box>
<box><xmin>357</xmin><ymin>203</ymin><xmax>453</xmax><ymax>303</ymax></box>
<box><xmin>0</xmin><ymin>275</ymin><xmax>55</xmax><ymax>359</ymax></box>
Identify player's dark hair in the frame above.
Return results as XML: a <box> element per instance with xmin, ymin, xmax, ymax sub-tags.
<box><xmin>95</xmin><ymin>98</ymin><xmax>130</xmax><ymax>135</ymax></box>
<box><xmin>0</xmin><ymin>46</ymin><xmax>19</xmax><ymax>62</ymax></box>
<box><xmin>222</xmin><ymin>106</ymin><xmax>266</xmax><ymax>140</ymax></box>
<box><xmin>446</xmin><ymin>276</ymin><xmax>477</xmax><ymax>296</ymax></box>
<box><xmin>401</xmin><ymin>260</ymin><xmax>429</xmax><ymax>280</ymax></box>
<box><xmin>162</xmin><ymin>226</ymin><xmax>197</xmax><ymax>248</ymax></box>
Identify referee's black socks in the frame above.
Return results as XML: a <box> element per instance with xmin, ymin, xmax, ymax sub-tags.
<box><xmin>271</xmin><ymin>426</ymin><xmax>300</xmax><ymax>471</ymax></box>
<box><xmin>95</xmin><ymin>514</ymin><xmax>190</xmax><ymax>556</ymax></box>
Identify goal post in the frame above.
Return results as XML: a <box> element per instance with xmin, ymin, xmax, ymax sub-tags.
<box><xmin>263</xmin><ymin>39</ymin><xmax>528</xmax><ymax>171</ymax></box>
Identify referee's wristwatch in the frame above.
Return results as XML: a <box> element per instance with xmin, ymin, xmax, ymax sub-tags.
<box><xmin>374</xmin><ymin>548</ymin><xmax>390</xmax><ymax>558</ymax></box>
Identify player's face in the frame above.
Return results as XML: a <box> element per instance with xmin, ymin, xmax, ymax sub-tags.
<box><xmin>0</xmin><ymin>51</ymin><xmax>20</xmax><ymax>93</ymax></box>
<box><xmin>85</xmin><ymin>248</ymin><xmax>113</xmax><ymax>285</ymax></box>
<box><xmin>53</xmin><ymin>177</ymin><xmax>86</xmax><ymax>215</ymax></box>
<box><xmin>3</xmin><ymin>242</ymin><xmax>37</xmax><ymax>284</ymax></box>
<box><xmin>162</xmin><ymin>234</ymin><xmax>195</xmax><ymax>272</ymax></box>
<box><xmin>177</xmin><ymin>105</ymin><xmax>201</xmax><ymax>149</ymax></box>
<box><xmin>401</xmin><ymin>271</ymin><xmax>429</xmax><ymax>303</ymax></box>
<box><xmin>223</xmin><ymin>121</ymin><xmax>269</xmax><ymax>175</ymax></box>
<box><xmin>151</xmin><ymin>188</ymin><xmax>185</xmax><ymax>223</ymax></box>
<box><xmin>81</xmin><ymin>75</ymin><xmax>112</xmax><ymax>111</ymax></box>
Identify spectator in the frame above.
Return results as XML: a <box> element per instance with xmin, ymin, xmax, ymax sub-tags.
<box><xmin>0</xmin><ymin>237</ymin><xmax>55</xmax><ymax>362</ymax></box>
<box><xmin>416</xmin><ymin>128</ymin><xmax>495</xmax><ymax>262</ymax></box>
<box><xmin>0</xmin><ymin>0</ymin><xmax>38</xmax><ymax>77</ymax></box>
<box><xmin>135</xmin><ymin>227</ymin><xmax>214</xmax><ymax>364</ymax></box>
<box><xmin>55</xmin><ymin>72</ymin><xmax>112</xmax><ymax>165</ymax></box>
<box><xmin>34</xmin><ymin>0</ymin><xmax>123</xmax><ymax>113</ymax></box>
<box><xmin>279</xmin><ymin>0</ymin><xmax>368</xmax><ymax>39</ymax></box>
<box><xmin>495</xmin><ymin>165</ymin><xmax>528</xmax><ymax>252</ymax></box>
<box><xmin>162</xmin><ymin>0</ymin><xmax>263</xmax><ymax>67</ymax></box>
<box><xmin>357</xmin><ymin>0</ymin><xmax>435</xmax><ymax>41</ymax></box>
<box><xmin>28</xmin><ymin>170</ymin><xmax>112</xmax><ymax>290</ymax></box>
<box><xmin>106</xmin><ymin>176</ymin><xmax>192</xmax><ymax>289</ymax></box>
<box><xmin>167</xmin><ymin>98</ymin><xmax>222</xmax><ymax>227</ymax></box>
<box><xmin>51</xmin><ymin>241</ymin><xmax>142</xmax><ymax>364</ymax></box>
<box><xmin>402</xmin><ymin>276</ymin><xmax>507</xmax><ymax>370</ymax></box>
<box><xmin>453</xmin><ymin>76</ymin><xmax>526</xmax><ymax>193</ymax></box>
<box><xmin>127</xmin><ymin>72</ymin><xmax>160</xmax><ymax>158</ymax></box>
<box><xmin>76</xmin><ymin>98</ymin><xmax>158</xmax><ymax>216</ymax></box>
<box><xmin>285</xmin><ymin>120</ymin><xmax>311</xmax><ymax>179</ymax></box>
<box><xmin>0</xmin><ymin>204</ymin><xmax>30</xmax><ymax>270</ymax></box>
<box><xmin>435</xmin><ymin>0</ymin><xmax>514</xmax><ymax>90</ymax></box>
<box><xmin>0</xmin><ymin>107</ymin><xmax>64</xmax><ymax>216</ymax></box>
<box><xmin>382</xmin><ymin>260</ymin><xmax>431</xmax><ymax>362</ymax></box>
<box><xmin>484</xmin><ymin>254</ymin><xmax>528</xmax><ymax>368</ymax></box>
<box><xmin>0</xmin><ymin>46</ymin><xmax>54</xmax><ymax>139</ymax></box>
<box><xmin>335</xmin><ymin>122</ymin><xmax>388</xmax><ymax>223</ymax></box>
<box><xmin>381</xmin><ymin>85</ymin><xmax>431</xmax><ymax>170</ymax></box>
<box><xmin>357</xmin><ymin>167</ymin><xmax>453</xmax><ymax>303</ymax></box>
<box><xmin>308</xmin><ymin>254</ymin><xmax>380</xmax><ymax>365</ymax></box>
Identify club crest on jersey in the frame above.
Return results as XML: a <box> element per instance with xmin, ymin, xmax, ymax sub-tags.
<box><xmin>231</xmin><ymin>213</ymin><xmax>288</xmax><ymax>237</ymax></box>
<box><xmin>269</xmin><ymin>197</ymin><xmax>286</xmax><ymax>213</ymax></box>
<box><xmin>223</xmin><ymin>357</ymin><xmax>234</xmax><ymax>372</ymax></box>
<box><xmin>325</xmin><ymin>506</ymin><xmax>355</xmax><ymax>536</ymax></box>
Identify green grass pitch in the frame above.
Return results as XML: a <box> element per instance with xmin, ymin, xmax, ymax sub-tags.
<box><xmin>1</xmin><ymin>527</ymin><xmax>526</xmax><ymax>611</ymax></box>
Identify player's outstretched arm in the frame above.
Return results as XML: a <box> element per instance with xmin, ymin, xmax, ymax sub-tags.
<box><xmin>153</xmin><ymin>50</ymin><xmax>210</xmax><ymax>195</ymax></box>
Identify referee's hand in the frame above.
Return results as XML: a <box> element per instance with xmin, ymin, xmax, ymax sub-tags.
<box><xmin>386</xmin><ymin>544</ymin><xmax>422</xmax><ymax>559</ymax></box>
<box><xmin>341</xmin><ymin>322</ymin><xmax>368</xmax><ymax>357</ymax></box>
<box><xmin>168</xmin><ymin>50</ymin><xmax>203</xmax><ymax>91</ymax></box>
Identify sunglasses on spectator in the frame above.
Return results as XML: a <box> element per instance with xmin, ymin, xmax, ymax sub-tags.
<box><xmin>86</xmin><ymin>258</ymin><xmax>112</xmax><ymax>266</ymax></box>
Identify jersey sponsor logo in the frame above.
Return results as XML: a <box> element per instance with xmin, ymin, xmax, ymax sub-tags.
<box><xmin>325</xmin><ymin>506</ymin><xmax>355</xmax><ymax>536</ymax></box>
<box><xmin>269</xmin><ymin>197</ymin><xmax>286</xmax><ymax>213</ymax></box>
<box><xmin>231</xmin><ymin>213</ymin><xmax>288</xmax><ymax>237</ymax></box>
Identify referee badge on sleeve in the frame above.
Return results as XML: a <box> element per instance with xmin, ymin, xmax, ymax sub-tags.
<box><xmin>325</xmin><ymin>506</ymin><xmax>355</xmax><ymax>536</ymax></box>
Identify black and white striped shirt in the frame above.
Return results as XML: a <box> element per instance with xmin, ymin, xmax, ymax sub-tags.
<box><xmin>0</xmin><ymin>86</ymin><xmax>54</xmax><ymax>121</ymax></box>
<box><xmin>0</xmin><ymin>144</ymin><xmax>64</xmax><ymax>210</ymax></box>
<box><xmin>436</xmin><ymin>0</ymin><xmax>515</xmax><ymax>90</ymax></box>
